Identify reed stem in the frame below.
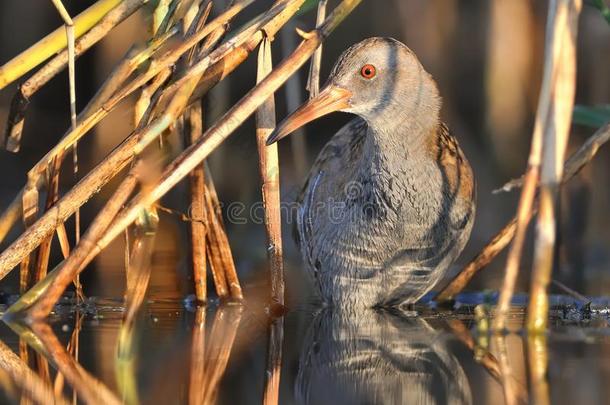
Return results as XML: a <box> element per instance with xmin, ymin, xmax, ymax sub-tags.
<box><xmin>256</xmin><ymin>37</ymin><xmax>284</xmax><ymax>307</ymax></box>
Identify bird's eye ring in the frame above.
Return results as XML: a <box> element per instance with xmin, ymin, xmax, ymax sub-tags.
<box><xmin>360</xmin><ymin>64</ymin><xmax>376</xmax><ymax>79</ymax></box>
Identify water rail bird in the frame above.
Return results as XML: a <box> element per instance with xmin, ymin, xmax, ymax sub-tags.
<box><xmin>267</xmin><ymin>37</ymin><xmax>476</xmax><ymax>309</ymax></box>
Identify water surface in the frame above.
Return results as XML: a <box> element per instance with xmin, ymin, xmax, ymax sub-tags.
<box><xmin>0</xmin><ymin>292</ymin><xmax>608</xmax><ymax>404</ymax></box>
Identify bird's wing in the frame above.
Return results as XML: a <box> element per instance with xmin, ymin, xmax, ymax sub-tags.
<box><xmin>430</xmin><ymin>122</ymin><xmax>476</xmax><ymax>207</ymax></box>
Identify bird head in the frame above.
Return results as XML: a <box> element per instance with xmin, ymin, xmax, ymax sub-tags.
<box><xmin>266</xmin><ymin>37</ymin><xmax>439</xmax><ymax>145</ymax></box>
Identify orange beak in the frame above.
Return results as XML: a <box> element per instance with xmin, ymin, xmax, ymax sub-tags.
<box><xmin>266</xmin><ymin>85</ymin><xmax>352</xmax><ymax>145</ymax></box>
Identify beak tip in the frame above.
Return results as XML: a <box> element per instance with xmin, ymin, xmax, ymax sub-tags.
<box><xmin>266</xmin><ymin>133</ymin><xmax>278</xmax><ymax>146</ymax></box>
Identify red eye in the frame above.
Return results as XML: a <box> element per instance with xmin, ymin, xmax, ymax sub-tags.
<box><xmin>360</xmin><ymin>64</ymin><xmax>376</xmax><ymax>79</ymax></box>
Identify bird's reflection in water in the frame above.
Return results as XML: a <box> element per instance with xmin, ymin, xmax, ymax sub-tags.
<box><xmin>296</xmin><ymin>308</ymin><xmax>472</xmax><ymax>405</ymax></box>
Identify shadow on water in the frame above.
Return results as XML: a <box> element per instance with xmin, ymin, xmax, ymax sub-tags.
<box><xmin>0</xmin><ymin>293</ymin><xmax>608</xmax><ymax>404</ymax></box>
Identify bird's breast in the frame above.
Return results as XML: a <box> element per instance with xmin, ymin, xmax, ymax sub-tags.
<box><xmin>298</xmin><ymin>164</ymin><xmax>442</xmax><ymax>274</ymax></box>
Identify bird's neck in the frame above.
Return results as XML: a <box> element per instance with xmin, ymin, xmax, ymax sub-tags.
<box><xmin>353</xmin><ymin>113</ymin><xmax>443</xmax><ymax>225</ymax></box>
<box><xmin>362</xmin><ymin>100</ymin><xmax>441</xmax><ymax>170</ymax></box>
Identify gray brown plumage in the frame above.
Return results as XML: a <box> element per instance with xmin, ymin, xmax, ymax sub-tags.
<box><xmin>267</xmin><ymin>37</ymin><xmax>475</xmax><ymax>308</ymax></box>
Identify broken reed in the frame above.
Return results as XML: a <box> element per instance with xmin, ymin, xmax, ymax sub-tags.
<box><xmin>0</xmin><ymin>0</ymin><xmax>363</xmax><ymax>319</ymax></box>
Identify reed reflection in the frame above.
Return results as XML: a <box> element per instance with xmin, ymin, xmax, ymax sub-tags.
<box><xmin>295</xmin><ymin>308</ymin><xmax>472</xmax><ymax>405</ymax></box>
<box><xmin>194</xmin><ymin>305</ymin><xmax>243</xmax><ymax>405</ymax></box>
<box><xmin>527</xmin><ymin>334</ymin><xmax>549</xmax><ymax>405</ymax></box>
<box><xmin>0</xmin><ymin>338</ymin><xmax>68</xmax><ymax>405</ymax></box>
<box><xmin>2</xmin><ymin>315</ymin><xmax>120</xmax><ymax>405</ymax></box>
<box><xmin>445</xmin><ymin>318</ymin><xmax>527</xmax><ymax>405</ymax></box>
<box><xmin>263</xmin><ymin>316</ymin><xmax>284</xmax><ymax>405</ymax></box>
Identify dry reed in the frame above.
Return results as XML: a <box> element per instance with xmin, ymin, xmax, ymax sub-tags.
<box><xmin>256</xmin><ymin>35</ymin><xmax>284</xmax><ymax>405</ymax></box>
<box><xmin>80</xmin><ymin>0</ymin><xmax>362</xmax><ymax>276</ymax></box>
<box><xmin>1</xmin><ymin>0</ymin><xmax>362</xmax><ymax>319</ymax></box>
<box><xmin>256</xmin><ymin>37</ymin><xmax>284</xmax><ymax>307</ymax></box>
<box><xmin>0</xmin><ymin>0</ymin><xmax>124</xmax><ymax>90</ymax></box>
<box><xmin>493</xmin><ymin>0</ymin><xmax>582</xmax><ymax>332</ymax></box>
<box><xmin>187</xmin><ymin>104</ymin><xmax>208</xmax><ymax>302</ymax></box>
<box><xmin>526</xmin><ymin>0</ymin><xmax>582</xmax><ymax>332</ymax></box>
<box><xmin>0</xmin><ymin>0</ymin><xmax>262</xmax><ymax>278</ymax></box>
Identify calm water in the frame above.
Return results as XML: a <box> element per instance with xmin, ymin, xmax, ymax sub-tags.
<box><xmin>0</xmin><ymin>293</ymin><xmax>608</xmax><ymax>405</ymax></box>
